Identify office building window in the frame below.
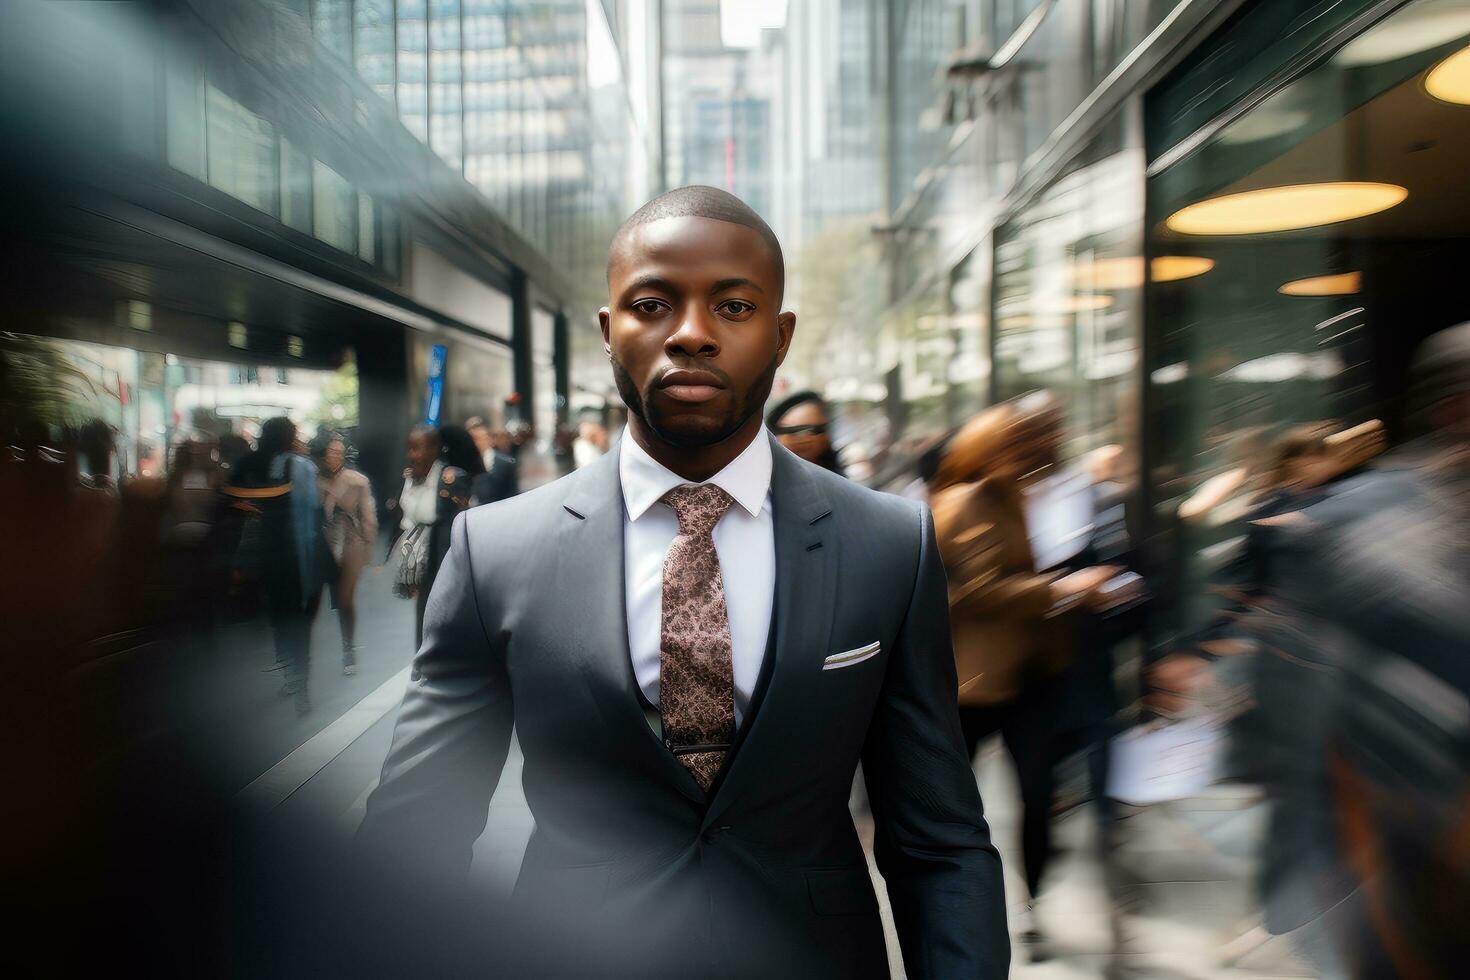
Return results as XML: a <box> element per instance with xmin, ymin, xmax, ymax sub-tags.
<box><xmin>312</xmin><ymin>160</ymin><xmax>357</xmax><ymax>252</ymax></box>
<box><xmin>397</xmin><ymin>0</ymin><xmax>430</xmax><ymax>140</ymax></box>
<box><xmin>356</xmin><ymin>0</ymin><xmax>396</xmax><ymax>103</ymax></box>
<box><xmin>312</xmin><ymin>0</ymin><xmax>354</xmax><ymax>63</ymax></box>
<box><xmin>357</xmin><ymin>192</ymin><xmax>377</xmax><ymax>263</ymax></box>
<box><xmin>165</xmin><ymin>54</ymin><xmax>207</xmax><ymax>181</ymax></box>
<box><xmin>280</xmin><ymin>137</ymin><xmax>312</xmax><ymax>233</ymax></box>
<box><xmin>205</xmin><ymin>84</ymin><xmax>279</xmax><ymax>216</ymax></box>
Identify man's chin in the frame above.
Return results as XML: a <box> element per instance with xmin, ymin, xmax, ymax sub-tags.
<box><xmin>647</xmin><ymin>412</ymin><xmax>742</xmax><ymax>449</ymax></box>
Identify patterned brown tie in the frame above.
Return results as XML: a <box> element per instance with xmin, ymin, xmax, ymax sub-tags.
<box><xmin>659</xmin><ymin>483</ymin><xmax>737</xmax><ymax>793</ymax></box>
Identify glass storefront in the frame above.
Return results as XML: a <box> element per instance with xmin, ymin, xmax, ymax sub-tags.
<box><xmin>0</xmin><ymin>331</ymin><xmax>354</xmax><ymax>482</ymax></box>
<box><xmin>994</xmin><ymin>111</ymin><xmax>1145</xmax><ymax>472</ymax></box>
<box><xmin>1144</xmin><ymin>0</ymin><xmax>1470</xmax><ymax>636</ymax></box>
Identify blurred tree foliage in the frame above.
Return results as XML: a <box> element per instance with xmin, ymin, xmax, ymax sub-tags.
<box><xmin>308</xmin><ymin>355</ymin><xmax>360</xmax><ymax>429</ymax></box>
<box><xmin>785</xmin><ymin>218</ymin><xmax>884</xmax><ymax>385</ymax></box>
<box><xmin>0</xmin><ymin>332</ymin><xmax>99</xmax><ymax>436</ymax></box>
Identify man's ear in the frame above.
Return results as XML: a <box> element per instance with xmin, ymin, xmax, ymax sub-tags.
<box><xmin>599</xmin><ymin>308</ymin><xmax>613</xmax><ymax>357</ymax></box>
<box><xmin>774</xmin><ymin>311</ymin><xmax>796</xmax><ymax>367</ymax></box>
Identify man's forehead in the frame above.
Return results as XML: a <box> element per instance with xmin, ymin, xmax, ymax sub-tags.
<box><xmin>608</xmin><ymin>215</ymin><xmax>779</xmax><ymax>283</ymax></box>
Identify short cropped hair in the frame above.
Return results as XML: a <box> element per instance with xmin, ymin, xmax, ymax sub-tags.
<box><xmin>609</xmin><ymin>185</ymin><xmax>785</xmax><ymax>297</ymax></box>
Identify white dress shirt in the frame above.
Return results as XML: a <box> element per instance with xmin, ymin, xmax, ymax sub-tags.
<box><xmin>620</xmin><ymin>426</ymin><xmax>775</xmax><ymax>728</ymax></box>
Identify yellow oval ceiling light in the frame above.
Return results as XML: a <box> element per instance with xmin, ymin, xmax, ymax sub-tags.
<box><xmin>1279</xmin><ymin>271</ymin><xmax>1363</xmax><ymax>296</ymax></box>
<box><xmin>1426</xmin><ymin>44</ymin><xmax>1470</xmax><ymax>104</ymax></box>
<box><xmin>1166</xmin><ymin>182</ymin><xmax>1407</xmax><ymax>235</ymax></box>
<box><xmin>1151</xmin><ymin>256</ymin><xmax>1216</xmax><ymax>282</ymax></box>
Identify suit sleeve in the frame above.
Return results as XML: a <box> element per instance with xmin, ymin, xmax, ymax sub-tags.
<box><xmin>356</xmin><ymin>511</ymin><xmax>513</xmax><ymax>885</ymax></box>
<box><xmin>863</xmin><ymin>505</ymin><xmax>1010</xmax><ymax>979</ymax></box>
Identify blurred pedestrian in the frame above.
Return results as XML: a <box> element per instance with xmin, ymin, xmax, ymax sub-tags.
<box><xmin>393</xmin><ymin>425</ymin><xmax>472</xmax><ymax>649</ymax></box>
<box><xmin>1231</xmin><ymin>325</ymin><xmax>1470</xmax><ymax>978</ymax></box>
<box><xmin>767</xmin><ymin>389</ymin><xmax>844</xmax><ymax>474</ymax></box>
<box><xmin>572</xmin><ymin>415</ymin><xmax>609</xmax><ymax>469</ymax></box>
<box><xmin>317</xmin><ymin>434</ymin><xmax>378</xmax><ymax>675</ymax></box>
<box><xmin>222</xmin><ymin>417</ymin><xmax>325</xmax><ymax>714</ymax></box>
<box><xmin>466</xmin><ymin>416</ymin><xmax>518</xmax><ymax>505</ymax></box>
<box><xmin>931</xmin><ymin>401</ymin><xmax>1125</xmax><ymax>960</ymax></box>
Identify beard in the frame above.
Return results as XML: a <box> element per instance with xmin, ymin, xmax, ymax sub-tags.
<box><xmin>611</xmin><ymin>354</ymin><xmax>777</xmax><ymax>449</ymax></box>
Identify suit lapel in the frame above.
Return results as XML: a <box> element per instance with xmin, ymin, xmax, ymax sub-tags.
<box><xmin>703</xmin><ymin>439</ymin><xmax>836</xmax><ymax>829</ymax></box>
<box><xmin>559</xmin><ymin>447</ymin><xmax>704</xmax><ymax>804</ymax></box>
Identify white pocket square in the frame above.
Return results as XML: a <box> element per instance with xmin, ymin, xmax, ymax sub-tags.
<box><xmin>822</xmin><ymin>641</ymin><xmax>881</xmax><ymax>671</ymax></box>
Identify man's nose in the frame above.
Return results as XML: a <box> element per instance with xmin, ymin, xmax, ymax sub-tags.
<box><xmin>665</xmin><ymin>308</ymin><xmax>719</xmax><ymax>357</ymax></box>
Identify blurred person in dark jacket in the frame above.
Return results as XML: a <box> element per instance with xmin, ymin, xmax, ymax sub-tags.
<box><xmin>1256</xmin><ymin>325</ymin><xmax>1470</xmax><ymax>979</ymax></box>
<box><xmin>768</xmin><ymin>389</ymin><xmax>844</xmax><ymax>475</ymax></box>
<box><xmin>222</xmin><ymin>417</ymin><xmax>325</xmax><ymax>714</ymax></box>
<box><xmin>465</xmin><ymin>416</ymin><xmax>518</xmax><ymax>505</ymax></box>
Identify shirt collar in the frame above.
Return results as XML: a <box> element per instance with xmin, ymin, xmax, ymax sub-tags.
<box><xmin>619</xmin><ymin>424</ymin><xmax>772</xmax><ymax>522</ymax></box>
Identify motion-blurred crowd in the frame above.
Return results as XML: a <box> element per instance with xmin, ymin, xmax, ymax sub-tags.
<box><xmin>4</xmin><ymin>325</ymin><xmax>1469</xmax><ymax>978</ymax></box>
<box><xmin>891</xmin><ymin>322</ymin><xmax>1469</xmax><ymax>978</ymax></box>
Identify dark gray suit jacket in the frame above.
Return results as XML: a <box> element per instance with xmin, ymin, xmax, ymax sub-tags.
<box><xmin>358</xmin><ymin>436</ymin><xmax>1007</xmax><ymax>978</ymax></box>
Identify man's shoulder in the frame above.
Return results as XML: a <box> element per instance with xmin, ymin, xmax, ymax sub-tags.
<box><xmin>800</xmin><ymin>460</ymin><xmax>926</xmax><ymax>536</ymax></box>
<box><xmin>462</xmin><ymin>464</ymin><xmax>588</xmax><ymax>535</ymax></box>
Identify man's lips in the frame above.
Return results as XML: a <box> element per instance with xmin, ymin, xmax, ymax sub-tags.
<box><xmin>657</xmin><ymin>370</ymin><xmax>726</xmax><ymax>404</ymax></box>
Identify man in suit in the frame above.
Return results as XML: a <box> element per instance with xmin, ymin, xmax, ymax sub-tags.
<box><xmin>357</xmin><ymin>186</ymin><xmax>1007</xmax><ymax>978</ymax></box>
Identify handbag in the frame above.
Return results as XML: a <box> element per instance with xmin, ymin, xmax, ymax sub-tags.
<box><xmin>394</xmin><ymin>524</ymin><xmax>430</xmax><ymax>598</ymax></box>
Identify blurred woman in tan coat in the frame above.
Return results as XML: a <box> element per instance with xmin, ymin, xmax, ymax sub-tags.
<box><xmin>930</xmin><ymin>403</ymin><xmax>1119</xmax><ymax>957</ymax></box>
<box><xmin>317</xmin><ymin>435</ymin><xmax>378</xmax><ymax>674</ymax></box>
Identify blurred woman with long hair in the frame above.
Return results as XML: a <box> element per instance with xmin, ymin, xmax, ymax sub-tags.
<box><xmin>929</xmin><ymin>402</ymin><xmax>1121</xmax><ymax>959</ymax></box>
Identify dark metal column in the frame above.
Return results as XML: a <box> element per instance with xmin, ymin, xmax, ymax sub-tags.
<box><xmin>510</xmin><ymin>268</ymin><xmax>534</xmax><ymax>429</ymax></box>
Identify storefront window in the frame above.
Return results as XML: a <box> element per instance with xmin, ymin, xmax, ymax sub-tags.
<box><xmin>994</xmin><ymin>110</ymin><xmax>1144</xmax><ymax>466</ymax></box>
<box><xmin>0</xmin><ymin>332</ymin><xmax>349</xmax><ymax>480</ymax></box>
<box><xmin>1144</xmin><ymin>0</ymin><xmax>1470</xmax><ymax>636</ymax></box>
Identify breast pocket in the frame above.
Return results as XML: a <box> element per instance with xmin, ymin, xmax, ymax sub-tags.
<box><xmin>821</xmin><ymin>641</ymin><xmax>881</xmax><ymax>672</ymax></box>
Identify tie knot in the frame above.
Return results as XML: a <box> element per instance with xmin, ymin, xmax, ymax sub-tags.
<box><xmin>661</xmin><ymin>483</ymin><xmax>735</xmax><ymax>536</ymax></box>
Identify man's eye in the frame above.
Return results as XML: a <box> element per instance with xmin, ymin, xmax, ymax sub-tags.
<box><xmin>718</xmin><ymin>300</ymin><xmax>755</xmax><ymax>316</ymax></box>
<box><xmin>631</xmin><ymin>299</ymin><xmax>668</xmax><ymax>315</ymax></box>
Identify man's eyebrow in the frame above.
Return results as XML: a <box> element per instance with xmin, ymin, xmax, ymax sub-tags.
<box><xmin>621</xmin><ymin>274</ymin><xmax>678</xmax><ymax>296</ymax></box>
<box><xmin>711</xmin><ymin>278</ymin><xmax>765</xmax><ymax>295</ymax></box>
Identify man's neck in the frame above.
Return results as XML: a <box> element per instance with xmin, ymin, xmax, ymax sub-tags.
<box><xmin>628</xmin><ymin>413</ymin><xmax>763</xmax><ymax>484</ymax></box>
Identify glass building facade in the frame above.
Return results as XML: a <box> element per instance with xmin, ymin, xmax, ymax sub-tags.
<box><xmin>836</xmin><ymin>0</ymin><xmax>1470</xmax><ymax>652</ymax></box>
<box><xmin>2</xmin><ymin>0</ymin><xmax>660</xmax><ymax>492</ymax></box>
